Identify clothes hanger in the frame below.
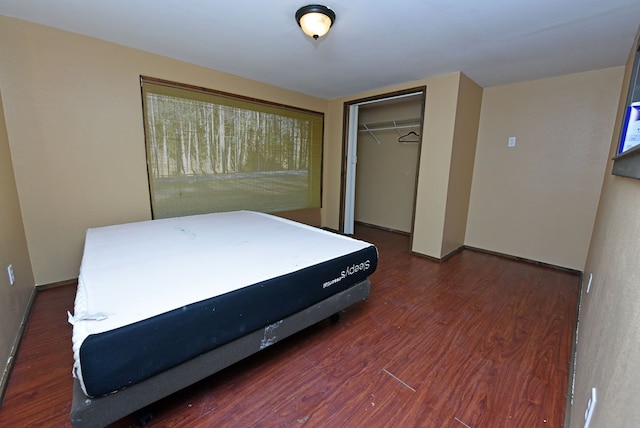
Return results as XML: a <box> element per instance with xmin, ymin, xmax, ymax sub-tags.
<box><xmin>398</xmin><ymin>130</ymin><xmax>420</xmax><ymax>143</ymax></box>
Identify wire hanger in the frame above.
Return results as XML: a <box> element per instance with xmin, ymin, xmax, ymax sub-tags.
<box><xmin>398</xmin><ymin>131</ymin><xmax>420</xmax><ymax>143</ymax></box>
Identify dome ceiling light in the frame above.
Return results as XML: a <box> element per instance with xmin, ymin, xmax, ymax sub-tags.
<box><xmin>295</xmin><ymin>4</ymin><xmax>336</xmax><ymax>40</ymax></box>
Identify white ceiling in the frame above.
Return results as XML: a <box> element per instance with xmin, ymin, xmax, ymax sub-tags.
<box><xmin>0</xmin><ymin>0</ymin><xmax>639</xmax><ymax>99</ymax></box>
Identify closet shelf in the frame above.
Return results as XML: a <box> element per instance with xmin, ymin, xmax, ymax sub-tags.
<box><xmin>358</xmin><ymin>118</ymin><xmax>422</xmax><ymax>144</ymax></box>
<box><xmin>358</xmin><ymin>118</ymin><xmax>421</xmax><ymax>133</ymax></box>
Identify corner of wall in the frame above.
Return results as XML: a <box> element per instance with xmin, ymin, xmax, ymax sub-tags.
<box><xmin>0</xmin><ymin>88</ymin><xmax>37</xmax><ymax>405</ymax></box>
<box><xmin>411</xmin><ymin>72</ymin><xmax>462</xmax><ymax>258</ymax></box>
<box><xmin>441</xmin><ymin>74</ymin><xmax>483</xmax><ymax>256</ymax></box>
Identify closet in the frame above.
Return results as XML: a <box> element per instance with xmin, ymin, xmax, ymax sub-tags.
<box><xmin>354</xmin><ymin>95</ymin><xmax>423</xmax><ymax>233</ymax></box>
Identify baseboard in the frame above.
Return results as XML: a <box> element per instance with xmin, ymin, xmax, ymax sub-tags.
<box><xmin>354</xmin><ymin>221</ymin><xmax>411</xmax><ymax>236</ymax></box>
<box><xmin>564</xmin><ymin>272</ymin><xmax>584</xmax><ymax>427</ymax></box>
<box><xmin>463</xmin><ymin>245</ymin><xmax>582</xmax><ymax>275</ymax></box>
<box><xmin>409</xmin><ymin>246</ymin><xmax>463</xmax><ymax>262</ymax></box>
<box><xmin>0</xmin><ymin>286</ymin><xmax>38</xmax><ymax>406</ymax></box>
<box><xmin>36</xmin><ymin>277</ymin><xmax>78</xmax><ymax>290</ymax></box>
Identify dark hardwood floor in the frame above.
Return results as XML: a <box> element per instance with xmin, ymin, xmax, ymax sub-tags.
<box><xmin>0</xmin><ymin>225</ymin><xmax>579</xmax><ymax>427</ymax></box>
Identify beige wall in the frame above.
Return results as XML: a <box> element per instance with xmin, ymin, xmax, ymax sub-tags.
<box><xmin>0</xmin><ymin>16</ymin><xmax>327</xmax><ymax>285</ymax></box>
<box><xmin>571</xmin><ymin>29</ymin><xmax>640</xmax><ymax>426</ymax></box>
<box><xmin>355</xmin><ymin>99</ymin><xmax>422</xmax><ymax>233</ymax></box>
<box><xmin>465</xmin><ymin>67</ymin><xmax>623</xmax><ymax>270</ymax></box>
<box><xmin>441</xmin><ymin>73</ymin><xmax>483</xmax><ymax>256</ymax></box>
<box><xmin>411</xmin><ymin>73</ymin><xmax>463</xmax><ymax>257</ymax></box>
<box><xmin>0</xmin><ymin>89</ymin><xmax>35</xmax><ymax>390</ymax></box>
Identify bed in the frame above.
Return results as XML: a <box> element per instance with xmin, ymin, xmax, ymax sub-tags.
<box><xmin>68</xmin><ymin>210</ymin><xmax>378</xmax><ymax>427</ymax></box>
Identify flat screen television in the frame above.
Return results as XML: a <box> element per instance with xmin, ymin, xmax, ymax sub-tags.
<box><xmin>612</xmin><ymin>41</ymin><xmax>640</xmax><ymax>180</ymax></box>
<box><xmin>618</xmin><ymin>102</ymin><xmax>640</xmax><ymax>154</ymax></box>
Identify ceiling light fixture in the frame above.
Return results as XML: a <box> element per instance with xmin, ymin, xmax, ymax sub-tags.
<box><xmin>295</xmin><ymin>4</ymin><xmax>336</xmax><ymax>40</ymax></box>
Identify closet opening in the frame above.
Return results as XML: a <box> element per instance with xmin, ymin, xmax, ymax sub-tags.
<box><xmin>340</xmin><ymin>87</ymin><xmax>426</xmax><ymax>243</ymax></box>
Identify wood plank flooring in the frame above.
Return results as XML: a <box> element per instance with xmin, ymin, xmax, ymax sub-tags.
<box><xmin>0</xmin><ymin>225</ymin><xmax>579</xmax><ymax>427</ymax></box>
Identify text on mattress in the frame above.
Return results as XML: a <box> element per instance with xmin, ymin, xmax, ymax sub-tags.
<box><xmin>323</xmin><ymin>260</ymin><xmax>371</xmax><ymax>288</ymax></box>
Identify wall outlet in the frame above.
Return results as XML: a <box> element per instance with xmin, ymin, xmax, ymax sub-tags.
<box><xmin>508</xmin><ymin>136</ymin><xmax>516</xmax><ymax>147</ymax></box>
<box><xmin>586</xmin><ymin>273</ymin><xmax>593</xmax><ymax>293</ymax></box>
<box><xmin>584</xmin><ymin>387</ymin><xmax>597</xmax><ymax>428</ymax></box>
<box><xmin>7</xmin><ymin>264</ymin><xmax>15</xmax><ymax>286</ymax></box>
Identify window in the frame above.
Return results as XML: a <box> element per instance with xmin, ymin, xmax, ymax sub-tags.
<box><xmin>140</xmin><ymin>77</ymin><xmax>323</xmax><ymax>218</ymax></box>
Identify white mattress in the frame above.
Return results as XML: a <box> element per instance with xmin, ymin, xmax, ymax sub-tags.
<box><xmin>70</xmin><ymin>210</ymin><xmax>374</xmax><ymax>394</ymax></box>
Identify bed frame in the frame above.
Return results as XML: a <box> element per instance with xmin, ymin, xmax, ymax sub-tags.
<box><xmin>70</xmin><ymin>278</ymin><xmax>371</xmax><ymax>427</ymax></box>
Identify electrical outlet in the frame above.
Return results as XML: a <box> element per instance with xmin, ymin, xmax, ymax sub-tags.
<box><xmin>584</xmin><ymin>387</ymin><xmax>597</xmax><ymax>428</ymax></box>
<box><xmin>586</xmin><ymin>273</ymin><xmax>593</xmax><ymax>293</ymax></box>
<box><xmin>508</xmin><ymin>136</ymin><xmax>516</xmax><ymax>147</ymax></box>
<box><xmin>7</xmin><ymin>264</ymin><xmax>15</xmax><ymax>286</ymax></box>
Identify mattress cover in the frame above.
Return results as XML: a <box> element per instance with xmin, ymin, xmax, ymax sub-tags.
<box><xmin>70</xmin><ymin>210</ymin><xmax>377</xmax><ymax>396</ymax></box>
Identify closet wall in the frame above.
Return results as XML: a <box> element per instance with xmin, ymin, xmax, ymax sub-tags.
<box><xmin>355</xmin><ymin>98</ymin><xmax>422</xmax><ymax>233</ymax></box>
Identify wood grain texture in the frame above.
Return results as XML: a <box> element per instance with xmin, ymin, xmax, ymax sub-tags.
<box><xmin>0</xmin><ymin>225</ymin><xmax>579</xmax><ymax>427</ymax></box>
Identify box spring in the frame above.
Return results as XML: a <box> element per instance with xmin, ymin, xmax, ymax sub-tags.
<box><xmin>70</xmin><ymin>279</ymin><xmax>371</xmax><ymax>428</ymax></box>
